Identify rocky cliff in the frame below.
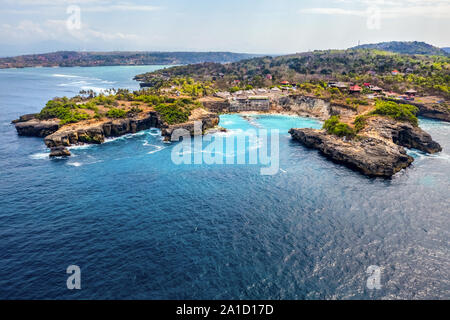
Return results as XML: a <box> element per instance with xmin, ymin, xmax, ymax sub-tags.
<box><xmin>289</xmin><ymin>128</ymin><xmax>414</xmax><ymax>177</ymax></box>
<box><xmin>43</xmin><ymin>112</ymin><xmax>161</xmax><ymax>148</ymax></box>
<box><xmin>14</xmin><ymin>116</ymin><xmax>60</xmax><ymax>137</ymax></box>
<box><xmin>416</xmin><ymin>103</ymin><xmax>450</xmax><ymax>122</ymax></box>
<box><xmin>160</xmin><ymin>114</ymin><xmax>219</xmax><ymax>142</ymax></box>
<box><xmin>13</xmin><ymin>110</ymin><xmax>219</xmax><ymax>157</ymax></box>
<box><xmin>361</xmin><ymin>117</ymin><xmax>442</xmax><ymax>154</ymax></box>
<box><xmin>274</xmin><ymin>95</ymin><xmax>357</xmax><ymax>120</ymax></box>
<box><xmin>384</xmin><ymin>98</ymin><xmax>450</xmax><ymax>122</ymax></box>
<box><xmin>289</xmin><ymin>116</ymin><xmax>442</xmax><ymax>177</ymax></box>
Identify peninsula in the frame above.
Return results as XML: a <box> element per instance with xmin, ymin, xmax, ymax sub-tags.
<box><xmin>0</xmin><ymin>51</ymin><xmax>260</xmax><ymax>69</ymax></box>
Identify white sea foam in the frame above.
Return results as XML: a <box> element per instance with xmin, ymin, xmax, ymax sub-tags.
<box><xmin>68</xmin><ymin>144</ymin><xmax>94</xmax><ymax>150</ymax></box>
<box><xmin>68</xmin><ymin>162</ymin><xmax>82</xmax><ymax>167</ymax></box>
<box><xmin>148</xmin><ymin>146</ymin><xmax>167</xmax><ymax>155</ymax></box>
<box><xmin>52</xmin><ymin>74</ymin><xmax>82</xmax><ymax>78</ymax></box>
<box><xmin>57</xmin><ymin>80</ymin><xmax>89</xmax><ymax>87</ymax></box>
<box><xmin>429</xmin><ymin>152</ymin><xmax>450</xmax><ymax>162</ymax></box>
<box><xmin>29</xmin><ymin>152</ymin><xmax>48</xmax><ymax>160</ymax></box>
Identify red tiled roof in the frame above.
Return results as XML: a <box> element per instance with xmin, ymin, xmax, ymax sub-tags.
<box><xmin>350</xmin><ymin>85</ymin><xmax>362</xmax><ymax>91</ymax></box>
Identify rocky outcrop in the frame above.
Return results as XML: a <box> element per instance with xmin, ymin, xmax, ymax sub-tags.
<box><xmin>160</xmin><ymin>114</ymin><xmax>220</xmax><ymax>142</ymax></box>
<box><xmin>14</xmin><ymin>110</ymin><xmax>219</xmax><ymax>156</ymax></box>
<box><xmin>361</xmin><ymin>117</ymin><xmax>442</xmax><ymax>153</ymax></box>
<box><xmin>49</xmin><ymin>146</ymin><xmax>71</xmax><ymax>157</ymax></box>
<box><xmin>14</xmin><ymin>118</ymin><xmax>60</xmax><ymax>137</ymax></box>
<box><xmin>11</xmin><ymin>113</ymin><xmax>38</xmax><ymax>124</ymax></box>
<box><xmin>383</xmin><ymin>98</ymin><xmax>450</xmax><ymax>122</ymax></box>
<box><xmin>289</xmin><ymin>115</ymin><xmax>442</xmax><ymax>177</ymax></box>
<box><xmin>289</xmin><ymin>128</ymin><xmax>414</xmax><ymax>177</ymax></box>
<box><xmin>416</xmin><ymin>104</ymin><xmax>450</xmax><ymax>122</ymax></box>
<box><xmin>43</xmin><ymin>112</ymin><xmax>161</xmax><ymax>148</ymax></box>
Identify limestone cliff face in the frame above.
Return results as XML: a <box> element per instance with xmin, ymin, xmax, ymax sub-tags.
<box><xmin>361</xmin><ymin>117</ymin><xmax>442</xmax><ymax>154</ymax></box>
<box><xmin>14</xmin><ymin>117</ymin><xmax>60</xmax><ymax>137</ymax></box>
<box><xmin>160</xmin><ymin>114</ymin><xmax>220</xmax><ymax>142</ymax></box>
<box><xmin>417</xmin><ymin>104</ymin><xmax>450</xmax><ymax>122</ymax></box>
<box><xmin>201</xmin><ymin>94</ymin><xmax>356</xmax><ymax>121</ymax></box>
<box><xmin>289</xmin><ymin>117</ymin><xmax>442</xmax><ymax>177</ymax></box>
<box><xmin>383</xmin><ymin>98</ymin><xmax>450</xmax><ymax>122</ymax></box>
<box><xmin>43</xmin><ymin>112</ymin><xmax>161</xmax><ymax>148</ymax></box>
<box><xmin>275</xmin><ymin>95</ymin><xmax>356</xmax><ymax>120</ymax></box>
<box><xmin>13</xmin><ymin>110</ymin><xmax>220</xmax><ymax>156</ymax></box>
<box><xmin>289</xmin><ymin>128</ymin><xmax>414</xmax><ymax>177</ymax></box>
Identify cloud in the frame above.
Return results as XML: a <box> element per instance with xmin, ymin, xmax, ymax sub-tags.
<box><xmin>0</xmin><ymin>19</ymin><xmax>141</xmax><ymax>44</ymax></box>
<box><xmin>300</xmin><ymin>8</ymin><xmax>366</xmax><ymax>17</ymax></box>
<box><xmin>300</xmin><ymin>1</ymin><xmax>450</xmax><ymax>19</ymax></box>
<box><xmin>1</xmin><ymin>1</ymin><xmax>163</xmax><ymax>13</ymax></box>
<box><xmin>83</xmin><ymin>4</ymin><xmax>161</xmax><ymax>12</ymax></box>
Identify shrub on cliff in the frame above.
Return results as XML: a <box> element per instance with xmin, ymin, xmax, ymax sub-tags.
<box><xmin>369</xmin><ymin>100</ymin><xmax>419</xmax><ymax>126</ymax></box>
<box><xmin>92</xmin><ymin>94</ymin><xmax>117</xmax><ymax>106</ymax></box>
<box><xmin>127</xmin><ymin>107</ymin><xmax>143</xmax><ymax>117</ymax></box>
<box><xmin>154</xmin><ymin>103</ymin><xmax>190</xmax><ymax>124</ymax></box>
<box><xmin>229</xmin><ymin>86</ymin><xmax>240</xmax><ymax>93</ymax></box>
<box><xmin>38</xmin><ymin>99</ymin><xmax>74</xmax><ymax>120</ymax></box>
<box><xmin>323</xmin><ymin>116</ymin><xmax>356</xmax><ymax>138</ymax></box>
<box><xmin>59</xmin><ymin>112</ymin><xmax>90</xmax><ymax>125</ymax></box>
<box><xmin>106</xmin><ymin>108</ymin><xmax>127</xmax><ymax>119</ymax></box>
<box><xmin>354</xmin><ymin>115</ymin><xmax>368</xmax><ymax>132</ymax></box>
<box><xmin>37</xmin><ymin>98</ymin><xmax>91</xmax><ymax>125</ymax></box>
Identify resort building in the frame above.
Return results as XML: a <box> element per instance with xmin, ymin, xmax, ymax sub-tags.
<box><xmin>405</xmin><ymin>89</ymin><xmax>417</xmax><ymax>97</ymax></box>
<box><xmin>229</xmin><ymin>95</ymin><xmax>270</xmax><ymax>112</ymax></box>
<box><xmin>370</xmin><ymin>86</ymin><xmax>383</xmax><ymax>93</ymax></box>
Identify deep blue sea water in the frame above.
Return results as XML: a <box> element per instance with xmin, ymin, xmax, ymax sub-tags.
<box><xmin>0</xmin><ymin>66</ymin><xmax>449</xmax><ymax>300</ymax></box>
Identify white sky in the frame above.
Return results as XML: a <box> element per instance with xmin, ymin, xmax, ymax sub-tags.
<box><xmin>0</xmin><ymin>0</ymin><xmax>449</xmax><ymax>56</ymax></box>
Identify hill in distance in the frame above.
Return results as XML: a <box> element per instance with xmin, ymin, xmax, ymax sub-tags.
<box><xmin>352</xmin><ymin>41</ymin><xmax>448</xmax><ymax>56</ymax></box>
<box><xmin>135</xmin><ymin>48</ymin><xmax>450</xmax><ymax>98</ymax></box>
<box><xmin>442</xmin><ymin>47</ymin><xmax>450</xmax><ymax>54</ymax></box>
<box><xmin>0</xmin><ymin>51</ymin><xmax>261</xmax><ymax>69</ymax></box>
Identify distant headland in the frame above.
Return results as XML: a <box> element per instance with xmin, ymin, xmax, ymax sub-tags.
<box><xmin>0</xmin><ymin>51</ymin><xmax>261</xmax><ymax>69</ymax></box>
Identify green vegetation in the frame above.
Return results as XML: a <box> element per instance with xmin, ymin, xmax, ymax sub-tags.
<box><xmin>323</xmin><ymin>116</ymin><xmax>355</xmax><ymax>138</ymax></box>
<box><xmin>37</xmin><ymin>98</ymin><xmax>91</xmax><ymax>126</ymax></box>
<box><xmin>171</xmin><ymin>77</ymin><xmax>215</xmax><ymax>97</ymax></box>
<box><xmin>38</xmin><ymin>87</ymin><xmax>205</xmax><ymax>127</ymax></box>
<box><xmin>154</xmin><ymin>97</ymin><xmax>202</xmax><ymax>124</ymax></box>
<box><xmin>0</xmin><ymin>51</ymin><xmax>259</xmax><ymax>69</ymax></box>
<box><xmin>138</xmin><ymin>48</ymin><xmax>450</xmax><ymax>98</ymax></box>
<box><xmin>369</xmin><ymin>100</ymin><xmax>419</xmax><ymax>126</ymax></box>
<box><xmin>352</xmin><ymin>41</ymin><xmax>448</xmax><ymax>56</ymax></box>
<box><xmin>352</xmin><ymin>100</ymin><xmax>419</xmax><ymax>132</ymax></box>
<box><xmin>154</xmin><ymin>103</ymin><xmax>189</xmax><ymax>124</ymax></box>
<box><xmin>229</xmin><ymin>86</ymin><xmax>240</xmax><ymax>93</ymax></box>
<box><xmin>127</xmin><ymin>106</ymin><xmax>143</xmax><ymax>116</ymax></box>
<box><xmin>106</xmin><ymin>108</ymin><xmax>127</xmax><ymax>119</ymax></box>
<box><xmin>353</xmin><ymin>115</ymin><xmax>368</xmax><ymax>132</ymax></box>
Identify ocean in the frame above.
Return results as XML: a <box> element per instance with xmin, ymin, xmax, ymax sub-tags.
<box><xmin>0</xmin><ymin>66</ymin><xmax>448</xmax><ymax>299</ymax></box>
